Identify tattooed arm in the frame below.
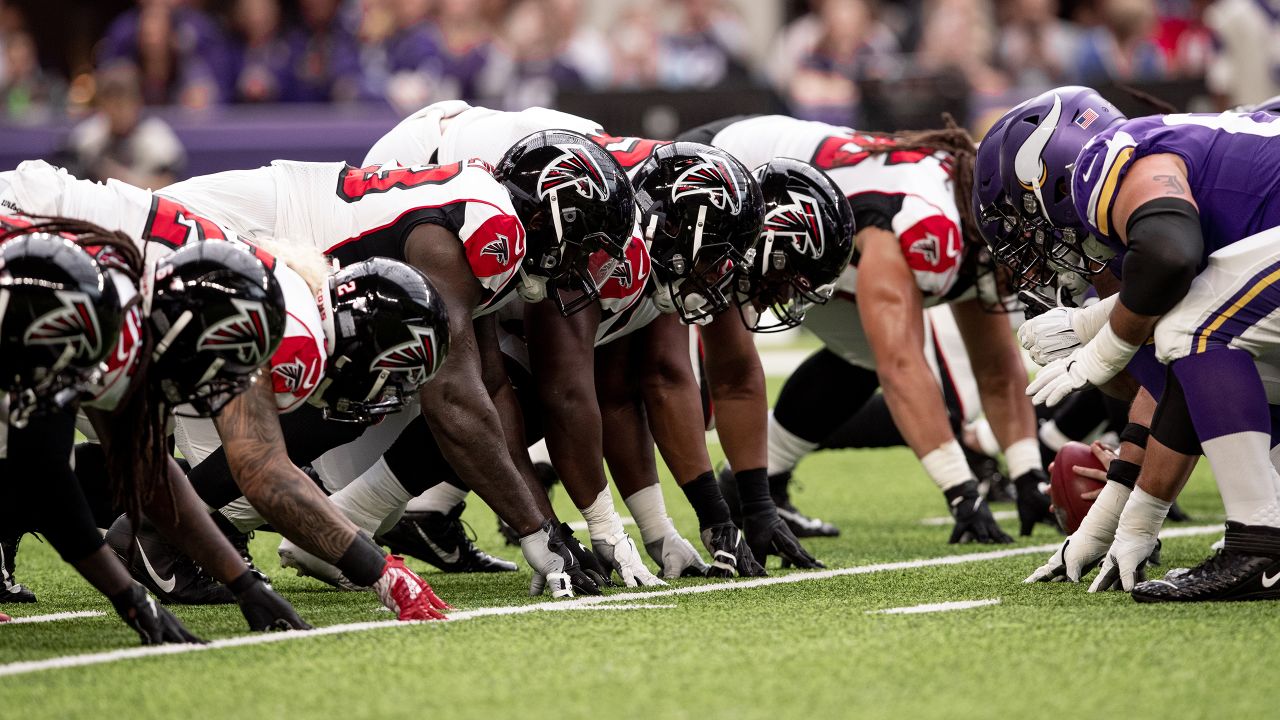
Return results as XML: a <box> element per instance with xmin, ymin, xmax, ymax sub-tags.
<box><xmin>214</xmin><ymin>371</ymin><xmax>359</xmax><ymax>562</ymax></box>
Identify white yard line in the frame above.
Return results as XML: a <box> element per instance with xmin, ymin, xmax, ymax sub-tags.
<box><xmin>869</xmin><ymin>599</ymin><xmax>1001</xmax><ymax>615</ymax></box>
<box><xmin>920</xmin><ymin>511</ymin><xmax>1018</xmax><ymax>526</ymax></box>
<box><xmin>1</xmin><ymin>611</ymin><xmax>105</xmax><ymax>625</ymax></box>
<box><xmin>0</xmin><ymin>523</ymin><xmax>1224</xmax><ymax>679</ymax></box>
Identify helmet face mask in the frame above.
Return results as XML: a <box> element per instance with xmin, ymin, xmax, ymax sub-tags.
<box><xmin>633</xmin><ymin>142</ymin><xmax>766</xmax><ymax>325</ymax></box>
<box><xmin>497</xmin><ymin>130</ymin><xmax>637</xmax><ymax>317</ymax></box>
<box><xmin>0</xmin><ymin>233</ymin><xmax>123</xmax><ymax>427</ymax></box>
<box><xmin>147</xmin><ymin>241</ymin><xmax>286</xmax><ymax>418</ymax></box>
<box><xmin>317</xmin><ymin>258</ymin><xmax>450</xmax><ymax>424</ymax></box>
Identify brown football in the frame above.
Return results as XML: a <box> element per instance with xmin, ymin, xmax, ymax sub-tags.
<box><xmin>1049</xmin><ymin>441</ymin><xmax>1107</xmax><ymax>533</ymax></box>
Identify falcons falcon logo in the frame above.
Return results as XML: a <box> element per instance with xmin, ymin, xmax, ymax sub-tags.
<box><xmin>481</xmin><ymin>235</ymin><xmax>510</xmax><ymax>266</ymax></box>
<box><xmin>608</xmin><ymin>258</ymin><xmax>633</xmax><ymax>288</ymax></box>
<box><xmin>196</xmin><ymin>298</ymin><xmax>273</xmax><ymax>366</ymax></box>
<box><xmin>672</xmin><ymin>153</ymin><xmax>744</xmax><ymax>215</ymax></box>
<box><xmin>538</xmin><ymin>144</ymin><xmax>610</xmax><ymax>201</ymax></box>
<box><xmin>369</xmin><ymin>325</ymin><xmax>438</xmax><ymax>388</ymax></box>
<box><xmin>21</xmin><ymin>290</ymin><xmax>104</xmax><ymax>361</ymax></box>
<box><xmin>763</xmin><ymin>191</ymin><xmax>825</xmax><ymax>260</ymax></box>
<box><xmin>272</xmin><ymin>358</ymin><xmax>310</xmax><ymax>393</ymax></box>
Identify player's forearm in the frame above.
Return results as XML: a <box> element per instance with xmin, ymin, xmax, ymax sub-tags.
<box><xmin>705</xmin><ymin>354</ymin><xmax>769</xmax><ymax>471</ymax></box>
<box><xmin>541</xmin><ymin>387</ymin><xmax>609</xmax><ymax>509</ymax></box>
<box><xmin>878</xmin><ymin>355</ymin><xmax>957</xmax><ymax>459</ymax></box>
<box><xmin>642</xmin><ymin>371</ymin><xmax>714</xmax><ymax>485</ymax></box>
<box><xmin>490</xmin><ymin>380</ymin><xmax>557</xmax><ymax>518</ymax></box>
<box><xmin>600</xmin><ymin>394</ymin><xmax>662</xmax><ymax>497</ymax></box>
<box><xmin>974</xmin><ymin>347</ymin><xmax>1039</xmax><ymax>450</ymax></box>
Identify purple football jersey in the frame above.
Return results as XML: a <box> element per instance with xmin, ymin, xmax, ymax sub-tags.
<box><xmin>1071</xmin><ymin>112</ymin><xmax>1280</xmax><ymax>259</ymax></box>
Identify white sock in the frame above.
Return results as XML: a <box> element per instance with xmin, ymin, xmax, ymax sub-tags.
<box><xmin>580</xmin><ymin>487</ymin><xmax>625</xmax><ymax>542</ymax></box>
<box><xmin>1004</xmin><ymin>437</ymin><xmax>1043</xmax><ymax>479</ymax></box>
<box><xmin>1038</xmin><ymin>420</ymin><xmax>1070</xmax><ymax>452</ymax></box>
<box><xmin>1116</xmin><ymin>487</ymin><xmax>1172</xmax><ymax>539</ymax></box>
<box><xmin>219</xmin><ymin>496</ymin><xmax>266</xmax><ymax>534</ymax></box>
<box><xmin>623</xmin><ymin>484</ymin><xmax>679</xmax><ymax>545</ymax></box>
<box><xmin>969</xmin><ymin>418</ymin><xmax>1001</xmax><ymax>457</ymax></box>
<box><xmin>328</xmin><ymin>457</ymin><xmax>414</xmax><ymax>535</ymax></box>
<box><xmin>920</xmin><ymin>440</ymin><xmax>974</xmax><ymax>491</ymax></box>
<box><xmin>406</xmin><ymin>482</ymin><xmax>469</xmax><ymax>514</ymax></box>
<box><xmin>1202</xmin><ymin>431</ymin><xmax>1280</xmax><ymax>526</ymax></box>
<box><xmin>527</xmin><ymin>437</ymin><xmax>551</xmax><ymax>466</ymax></box>
<box><xmin>767</xmin><ymin>411</ymin><xmax>819</xmax><ymax>476</ymax></box>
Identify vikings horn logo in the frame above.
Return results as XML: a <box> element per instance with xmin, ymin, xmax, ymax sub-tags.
<box><xmin>22</xmin><ymin>290</ymin><xmax>103</xmax><ymax>361</ymax></box>
<box><xmin>763</xmin><ymin>191</ymin><xmax>825</xmax><ymax>260</ymax></box>
<box><xmin>196</xmin><ymin>298</ymin><xmax>274</xmax><ymax>366</ymax></box>
<box><xmin>1012</xmin><ymin>92</ymin><xmax>1062</xmax><ymax>218</ymax></box>
<box><xmin>369</xmin><ymin>325</ymin><xmax>438</xmax><ymax>388</ymax></box>
<box><xmin>672</xmin><ymin>153</ymin><xmax>743</xmax><ymax>215</ymax></box>
<box><xmin>538</xmin><ymin>144</ymin><xmax>610</xmax><ymax>201</ymax></box>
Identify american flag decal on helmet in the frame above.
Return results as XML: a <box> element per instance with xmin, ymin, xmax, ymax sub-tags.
<box><xmin>763</xmin><ymin>190</ymin><xmax>824</xmax><ymax>260</ymax></box>
<box><xmin>197</xmin><ymin>298</ymin><xmax>273</xmax><ymax>366</ymax></box>
<box><xmin>1075</xmin><ymin>108</ymin><xmax>1099</xmax><ymax>130</ymax></box>
<box><xmin>23</xmin><ymin>290</ymin><xmax>103</xmax><ymax>360</ymax></box>
<box><xmin>538</xmin><ymin>144</ymin><xmax>610</xmax><ymax>201</ymax></box>
<box><xmin>369</xmin><ymin>325</ymin><xmax>437</xmax><ymax>388</ymax></box>
<box><xmin>672</xmin><ymin>153</ymin><xmax>744</xmax><ymax>215</ymax></box>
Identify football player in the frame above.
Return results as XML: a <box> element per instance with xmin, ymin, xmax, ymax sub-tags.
<box><xmin>978</xmin><ymin>86</ymin><xmax>1280</xmax><ymax>601</ymax></box>
<box><xmin>0</xmin><ymin>218</ymin><xmax>304</xmax><ymax>642</ymax></box>
<box><xmin>0</xmin><ymin>163</ymin><xmax>451</xmax><ymax>619</ymax></box>
<box><xmin>684</xmin><ymin>114</ymin><xmax>1053</xmax><ymax>544</ymax></box>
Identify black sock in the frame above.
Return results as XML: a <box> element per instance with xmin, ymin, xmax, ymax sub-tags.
<box><xmin>768</xmin><ymin>471</ymin><xmax>791</xmax><ymax>502</ymax></box>
<box><xmin>335</xmin><ymin>532</ymin><xmax>386</xmax><ymax>587</ymax></box>
<box><xmin>681</xmin><ymin>472</ymin><xmax>732</xmax><ymax>530</ymax></box>
<box><xmin>736</xmin><ymin>467</ymin><xmax>774</xmax><ymax>517</ymax></box>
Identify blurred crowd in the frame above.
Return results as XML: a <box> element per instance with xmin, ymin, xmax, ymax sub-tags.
<box><xmin>2</xmin><ymin>0</ymin><xmax>1278</xmax><ymax>123</ymax></box>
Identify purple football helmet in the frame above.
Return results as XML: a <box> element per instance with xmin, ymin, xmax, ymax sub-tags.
<box><xmin>974</xmin><ymin>86</ymin><xmax>1125</xmax><ymax>287</ymax></box>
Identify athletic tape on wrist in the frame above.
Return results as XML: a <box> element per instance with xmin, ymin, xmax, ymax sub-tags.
<box><xmin>1105</xmin><ymin>459</ymin><xmax>1141</xmax><ymax>489</ymax></box>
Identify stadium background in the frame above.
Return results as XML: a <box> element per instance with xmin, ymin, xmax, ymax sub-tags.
<box><xmin>0</xmin><ymin>0</ymin><xmax>1273</xmax><ymax>177</ymax></box>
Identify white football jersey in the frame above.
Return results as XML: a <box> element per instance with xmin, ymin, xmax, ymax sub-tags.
<box><xmin>163</xmin><ymin>159</ymin><xmax>526</xmax><ymax>318</ymax></box>
<box><xmin>0</xmin><ymin>161</ymin><xmax>326</xmax><ymax>413</ymax></box>
<box><xmin>708</xmin><ymin>115</ymin><xmax>966</xmax><ymax>301</ymax></box>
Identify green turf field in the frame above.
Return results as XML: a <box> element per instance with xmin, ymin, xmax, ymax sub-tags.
<box><xmin>0</xmin><ymin>400</ymin><xmax>1265</xmax><ymax>719</ymax></box>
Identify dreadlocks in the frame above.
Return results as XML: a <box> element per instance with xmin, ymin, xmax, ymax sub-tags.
<box><xmin>854</xmin><ymin>114</ymin><xmax>981</xmax><ymax>250</ymax></box>
<box><xmin>18</xmin><ymin>217</ymin><xmax>173</xmax><ymax>532</ymax></box>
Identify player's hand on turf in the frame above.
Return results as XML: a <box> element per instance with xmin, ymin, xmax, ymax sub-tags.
<box><xmin>592</xmin><ymin>531</ymin><xmax>666</xmax><ymax>587</ymax></box>
<box><xmin>1018</xmin><ymin>306</ymin><xmax>1081</xmax><ymax>365</ymax></box>
<box><xmin>647</xmin><ymin>530</ymin><xmax>709</xmax><ymax>579</ymax></box>
<box><xmin>111</xmin><ymin>583</ymin><xmax>204</xmax><ymax>646</ymax></box>
<box><xmin>700</xmin><ymin>522</ymin><xmax>765</xmax><ymax>578</ymax></box>
<box><xmin>1013</xmin><ymin>469</ymin><xmax>1058</xmax><ymax>536</ymax></box>
<box><xmin>560</xmin><ymin>523</ymin><xmax>613</xmax><ymax>589</ymax></box>
<box><xmin>1089</xmin><ymin>531</ymin><xmax>1161</xmax><ymax>593</ymax></box>
<box><xmin>945</xmin><ymin>481</ymin><xmax>1013</xmax><ymax>544</ymax></box>
<box><xmin>520</xmin><ymin>520</ymin><xmax>603</xmax><ymax>598</ymax></box>
<box><xmin>743</xmin><ymin>510</ymin><xmax>825</xmax><ymax>570</ymax></box>
<box><xmin>374</xmin><ymin>554</ymin><xmax>450</xmax><ymax>621</ymax></box>
<box><xmin>233</xmin><ymin>572</ymin><xmax>312</xmax><ymax>631</ymax></box>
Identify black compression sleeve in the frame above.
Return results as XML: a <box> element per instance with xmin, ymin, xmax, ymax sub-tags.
<box><xmin>1120</xmin><ymin>197</ymin><xmax>1203</xmax><ymax>316</ymax></box>
<box><xmin>8</xmin><ymin>412</ymin><xmax>106</xmax><ymax>563</ymax></box>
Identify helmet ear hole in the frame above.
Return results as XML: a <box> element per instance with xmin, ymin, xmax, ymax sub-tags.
<box><xmin>1022</xmin><ymin>115</ymin><xmax>1041</xmax><ymax>125</ymax></box>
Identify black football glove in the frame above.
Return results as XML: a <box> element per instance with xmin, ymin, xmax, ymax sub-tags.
<box><xmin>110</xmin><ymin>583</ymin><xmax>205</xmax><ymax>646</ymax></box>
<box><xmin>700</xmin><ymin>522</ymin><xmax>765</xmax><ymax>578</ymax></box>
<box><xmin>1013</xmin><ymin>469</ymin><xmax>1058</xmax><ymax>536</ymax></box>
<box><xmin>521</xmin><ymin>520</ymin><xmax>603</xmax><ymax>598</ymax></box>
<box><xmin>743</xmin><ymin>510</ymin><xmax>825</xmax><ymax>570</ymax></box>
<box><xmin>945</xmin><ymin>481</ymin><xmax>1013</xmax><ymax>544</ymax></box>
<box><xmin>559</xmin><ymin>522</ymin><xmax>614</xmax><ymax>590</ymax></box>
<box><xmin>231</xmin><ymin>572</ymin><xmax>311</xmax><ymax>632</ymax></box>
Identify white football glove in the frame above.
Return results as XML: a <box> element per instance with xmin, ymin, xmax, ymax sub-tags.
<box><xmin>592</xmin><ymin>528</ymin><xmax>667</xmax><ymax>587</ymax></box>
<box><xmin>521</xmin><ymin>520</ymin><xmax>599</xmax><ymax>598</ymax></box>
<box><xmin>1026</xmin><ymin>324</ymin><xmax>1139</xmax><ymax>407</ymax></box>
<box><xmin>1018</xmin><ymin>306</ymin><xmax>1082</xmax><ymax>366</ymax></box>
<box><xmin>1089</xmin><ymin>488</ymin><xmax>1171</xmax><ymax>592</ymax></box>
<box><xmin>1024</xmin><ymin>480</ymin><xmax>1132</xmax><ymax>582</ymax></box>
<box><xmin>644</xmin><ymin>529</ymin><xmax>709</xmax><ymax>579</ymax></box>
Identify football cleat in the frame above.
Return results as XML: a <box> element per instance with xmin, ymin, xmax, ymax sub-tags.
<box><xmin>0</xmin><ymin>535</ymin><xmax>36</xmax><ymax>603</ymax></box>
<box><xmin>376</xmin><ymin>502</ymin><xmax>517</xmax><ymax>573</ymax></box>
<box><xmin>105</xmin><ymin>514</ymin><xmax>235</xmax><ymax>605</ymax></box>
<box><xmin>278</xmin><ymin>539</ymin><xmax>363</xmax><ymax>590</ymax></box>
<box><xmin>1132</xmin><ymin>523</ymin><xmax>1280</xmax><ymax>603</ymax></box>
<box><xmin>700</xmin><ymin>522</ymin><xmax>765</xmax><ymax>578</ymax></box>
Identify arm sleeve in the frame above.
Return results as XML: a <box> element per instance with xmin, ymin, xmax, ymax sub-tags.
<box><xmin>1119</xmin><ymin>197</ymin><xmax>1203</xmax><ymax>316</ymax></box>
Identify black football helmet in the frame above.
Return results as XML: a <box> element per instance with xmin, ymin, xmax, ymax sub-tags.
<box><xmin>496</xmin><ymin>129</ymin><xmax>637</xmax><ymax>316</ymax></box>
<box><xmin>632</xmin><ymin>142</ymin><xmax>764</xmax><ymax>324</ymax></box>
<box><xmin>315</xmin><ymin>257</ymin><xmax>450</xmax><ymax>423</ymax></box>
<box><xmin>737</xmin><ymin>158</ymin><xmax>855</xmax><ymax>332</ymax></box>
<box><xmin>147</xmin><ymin>240</ymin><xmax>286</xmax><ymax>416</ymax></box>
<box><xmin>0</xmin><ymin>232</ymin><xmax>122</xmax><ymax>426</ymax></box>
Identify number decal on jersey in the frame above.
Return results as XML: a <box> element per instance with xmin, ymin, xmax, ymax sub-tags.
<box><xmin>811</xmin><ymin>134</ymin><xmax>933</xmax><ymax>170</ymax></box>
<box><xmin>337</xmin><ymin>163</ymin><xmax>464</xmax><ymax>202</ymax></box>
<box><xmin>588</xmin><ymin>134</ymin><xmax>669</xmax><ymax>170</ymax></box>
<box><xmin>143</xmin><ymin>196</ymin><xmax>227</xmax><ymax>249</ymax></box>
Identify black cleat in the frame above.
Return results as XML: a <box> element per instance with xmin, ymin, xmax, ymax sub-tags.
<box><xmin>1132</xmin><ymin>523</ymin><xmax>1280</xmax><ymax>603</ymax></box>
<box><xmin>377</xmin><ymin>502</ymin><xmax>517</xmax><ymax>573</ymax></box>
<box><xmin>0</xmin><ymin>535</ymin><xmax>36</xmax><ymax>603</ymax></box>
<box><xmin>105</xmin><ymin>515</ymin><xmax>235</xmax><ymax>605</ymax></box>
